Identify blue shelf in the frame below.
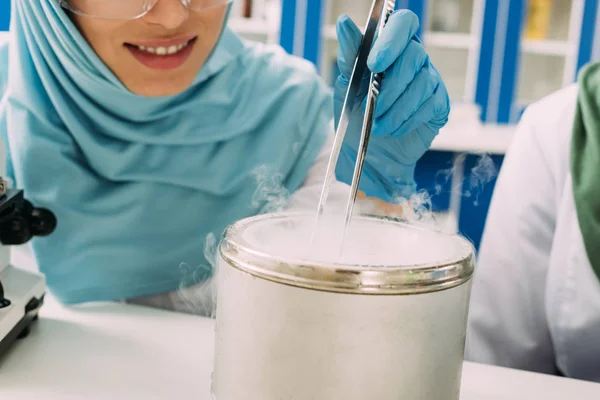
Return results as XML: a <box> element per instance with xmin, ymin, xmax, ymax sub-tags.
<box><xmin>0</xmin><ymin>1</ymin><xmax>10</xmax><ymax>31</ymax></box>
<box><xmin>415</xmin><ymin>150</ymin><xmax>505</xmax><ymax>251</ymax></box>
<box><xmin>414</xmin><ymin>151</ymin><xmax>455</xmax><ymax>213</ymax></box>
<box><xmin>457</xmin><ymin>153</ymin><xmax>504</xmax><ymax>251</ymax></box>
<box><xmin>576</xmin><ymin>0</ymin><xmax>599</xmax><ymax>73</ymax></box>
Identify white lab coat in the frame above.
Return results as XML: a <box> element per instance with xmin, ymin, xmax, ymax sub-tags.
<box><xmin>465</xmin><ymin>84</ymin><xmax>600</xmax><ymax>382</ymax></box>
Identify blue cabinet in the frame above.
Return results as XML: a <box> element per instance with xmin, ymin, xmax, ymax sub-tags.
<box><xmin>280</xmin><ymin>0</ymin><xmax>597</xmax><ymax>124</ymax></box>
<box><xmin>0</xmin><ymin>1</ymin><xmax>10</xmax><ymax>31</ymax></box>
<box><xmin>273</xmin><ymin>0</ymin><xmax>599</xmax><ymax>248</ymax></box>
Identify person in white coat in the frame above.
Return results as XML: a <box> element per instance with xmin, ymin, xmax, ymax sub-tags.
<box><xmin>465</xmin><ymin>62</ymin><xmax>600</xmax><ymax>382</ymax></box>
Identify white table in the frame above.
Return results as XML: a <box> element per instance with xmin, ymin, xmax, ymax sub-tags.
<box><xmin>1</xmin><ymin>296</ymin><xmax>600</xmax><ymax>399</ymax></box>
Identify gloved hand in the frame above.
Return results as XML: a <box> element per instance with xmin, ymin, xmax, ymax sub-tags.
<box><xmin>334</xmin><ymin>10</ymin><xmax>450</xmax><ymax>201</ymax></box>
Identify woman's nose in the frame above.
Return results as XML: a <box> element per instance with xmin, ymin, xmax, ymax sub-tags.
<box><xmin>142</xmin><ymin>0</ymin><xmax>189</xmax><ymax>30</ymax></box>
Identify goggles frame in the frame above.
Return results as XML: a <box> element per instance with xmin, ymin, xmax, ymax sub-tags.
<box><xmin>57</xmin><ymin>0</ymin><xmax>233</xmax><ymax>20</ymax></box>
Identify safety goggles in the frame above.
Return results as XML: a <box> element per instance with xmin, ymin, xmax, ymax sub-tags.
<box><xmin>57</xmin><ymin>0</ymin><xmax>233</xmax><ymax>20</ymax></box>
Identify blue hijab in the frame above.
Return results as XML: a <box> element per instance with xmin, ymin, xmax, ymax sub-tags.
<box><xmin>0</xmin><ymin>0</ymin><xmax>332</xmax><ymax>304</ymax></box>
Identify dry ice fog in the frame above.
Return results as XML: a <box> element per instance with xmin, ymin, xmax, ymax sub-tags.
<box><xmin>176</xmin><ymin>154</ymin><xmax>497</xmax><ymax>317</ymax></box>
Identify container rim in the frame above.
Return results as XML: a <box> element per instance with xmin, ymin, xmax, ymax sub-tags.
<box><xmin>219</xmin><ymin>212</ymin><xmax>475</xmax><ymax>295</ymax></box>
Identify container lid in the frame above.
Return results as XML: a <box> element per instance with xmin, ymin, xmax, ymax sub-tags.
<box><xmin>219</xmin><ymin>212</ymin><xmax>475</xmax><ymax>295</ymax></box>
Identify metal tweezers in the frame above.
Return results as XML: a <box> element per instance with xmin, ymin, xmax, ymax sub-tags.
<box><xmin>314</xmin><ymin>0</ymin><xmax>397</xmax><ymax>237</ymax></box>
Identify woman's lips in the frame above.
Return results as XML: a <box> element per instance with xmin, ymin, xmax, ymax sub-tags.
<box><xmin>125</xmin><ymin>35</ymin><xmax>198</xmax><ymax>71</ymax></box>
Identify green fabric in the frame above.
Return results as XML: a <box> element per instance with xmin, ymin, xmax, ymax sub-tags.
<box><xmin>571</xmin><ymin>62</ymin><xmax>600</xmax><ymax>280</ymax></box>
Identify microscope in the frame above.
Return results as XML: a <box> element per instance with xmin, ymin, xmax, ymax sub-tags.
<box><xmin>0</xmin><ymin>176</ymin><xmax>56</xmax><ymax>358</ymax></box>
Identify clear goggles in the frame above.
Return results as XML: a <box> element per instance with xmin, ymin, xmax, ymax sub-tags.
<box><xmin>58</xmin><ymin>0</ymin><xmax>233</xmax><ymax>20</ymax></box>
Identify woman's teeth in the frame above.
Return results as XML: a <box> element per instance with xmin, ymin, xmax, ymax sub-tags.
<box><xmin>136</xmin><ymin>42</ymin><xmax>189</xmax><ymax>56</ymax></box>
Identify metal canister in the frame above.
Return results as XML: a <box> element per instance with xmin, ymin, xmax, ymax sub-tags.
<box><xmin>212</xmin><ymin>212</ymin><xmax>475</xmax><ymax>400</ymax></box>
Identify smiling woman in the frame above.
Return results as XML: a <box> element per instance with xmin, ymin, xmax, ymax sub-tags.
<box><xmin>0</xmin><ymin>0</ymin><xmax>450</xmax><ymax>312</ymax></box>
<box><xmin>60</xmin><ymin>0</ymin><xmax>231</xmax><ymax>96</ymax></box>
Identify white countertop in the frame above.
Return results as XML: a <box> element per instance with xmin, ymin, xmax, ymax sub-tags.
<box><xmin>1</xmin><ymin>295</ymin><xmax>600</xmax><ymax>400</ymax></box>
<box><xmin>429</xmin><ymin>103</ymin><xmax>517</xmax><ymax>155</ymax></box>
<box><xmin>432</xmin><ymin>123</ymin><xmax>516</xmax><ymax>155</ymax></box>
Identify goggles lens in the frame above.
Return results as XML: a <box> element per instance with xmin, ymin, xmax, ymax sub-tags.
<box><xmin>62</xmin><ymin>0</ymin><xmax>233</xmax><ymax>20</ymax></box>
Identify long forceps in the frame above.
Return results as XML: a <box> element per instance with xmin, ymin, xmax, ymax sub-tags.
<box><xmin>312</xmin><ymin>0</ymin><xmax>396</xmax><ymax>246</ymax></box>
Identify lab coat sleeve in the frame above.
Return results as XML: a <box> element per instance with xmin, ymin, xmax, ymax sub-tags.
<box><xmin>465</xmin><ymin>106</ymin><xmax>559</xmax><ymax>374</ymax></box>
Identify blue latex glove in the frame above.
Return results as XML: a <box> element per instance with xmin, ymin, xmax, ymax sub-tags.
<box><xmin>334</xmin><ymin>10</ymin><xmax>450</xmax><ymax>201</ymax></box>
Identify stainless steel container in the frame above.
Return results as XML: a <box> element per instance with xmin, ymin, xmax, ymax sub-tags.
<box><xmin>212</xmin><ymin>212</ymin><xmax>475</xmax><ymax>400</ymax></box>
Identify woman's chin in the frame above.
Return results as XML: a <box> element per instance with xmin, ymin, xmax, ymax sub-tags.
<box><xmin>123</xmin><ymin>75</ymin><xmax>197</xmax><ymax>97</ymax></box>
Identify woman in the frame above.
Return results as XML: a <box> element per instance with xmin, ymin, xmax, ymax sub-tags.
<box><xmin>0</xmin><ymin>1</ymin><xmax>449</xmax><ymax>313</ymax></box>
<box><xmin>466</xmin><ymin>65</ymin><xmax>600</xmax><ymax>381</ymax></box>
